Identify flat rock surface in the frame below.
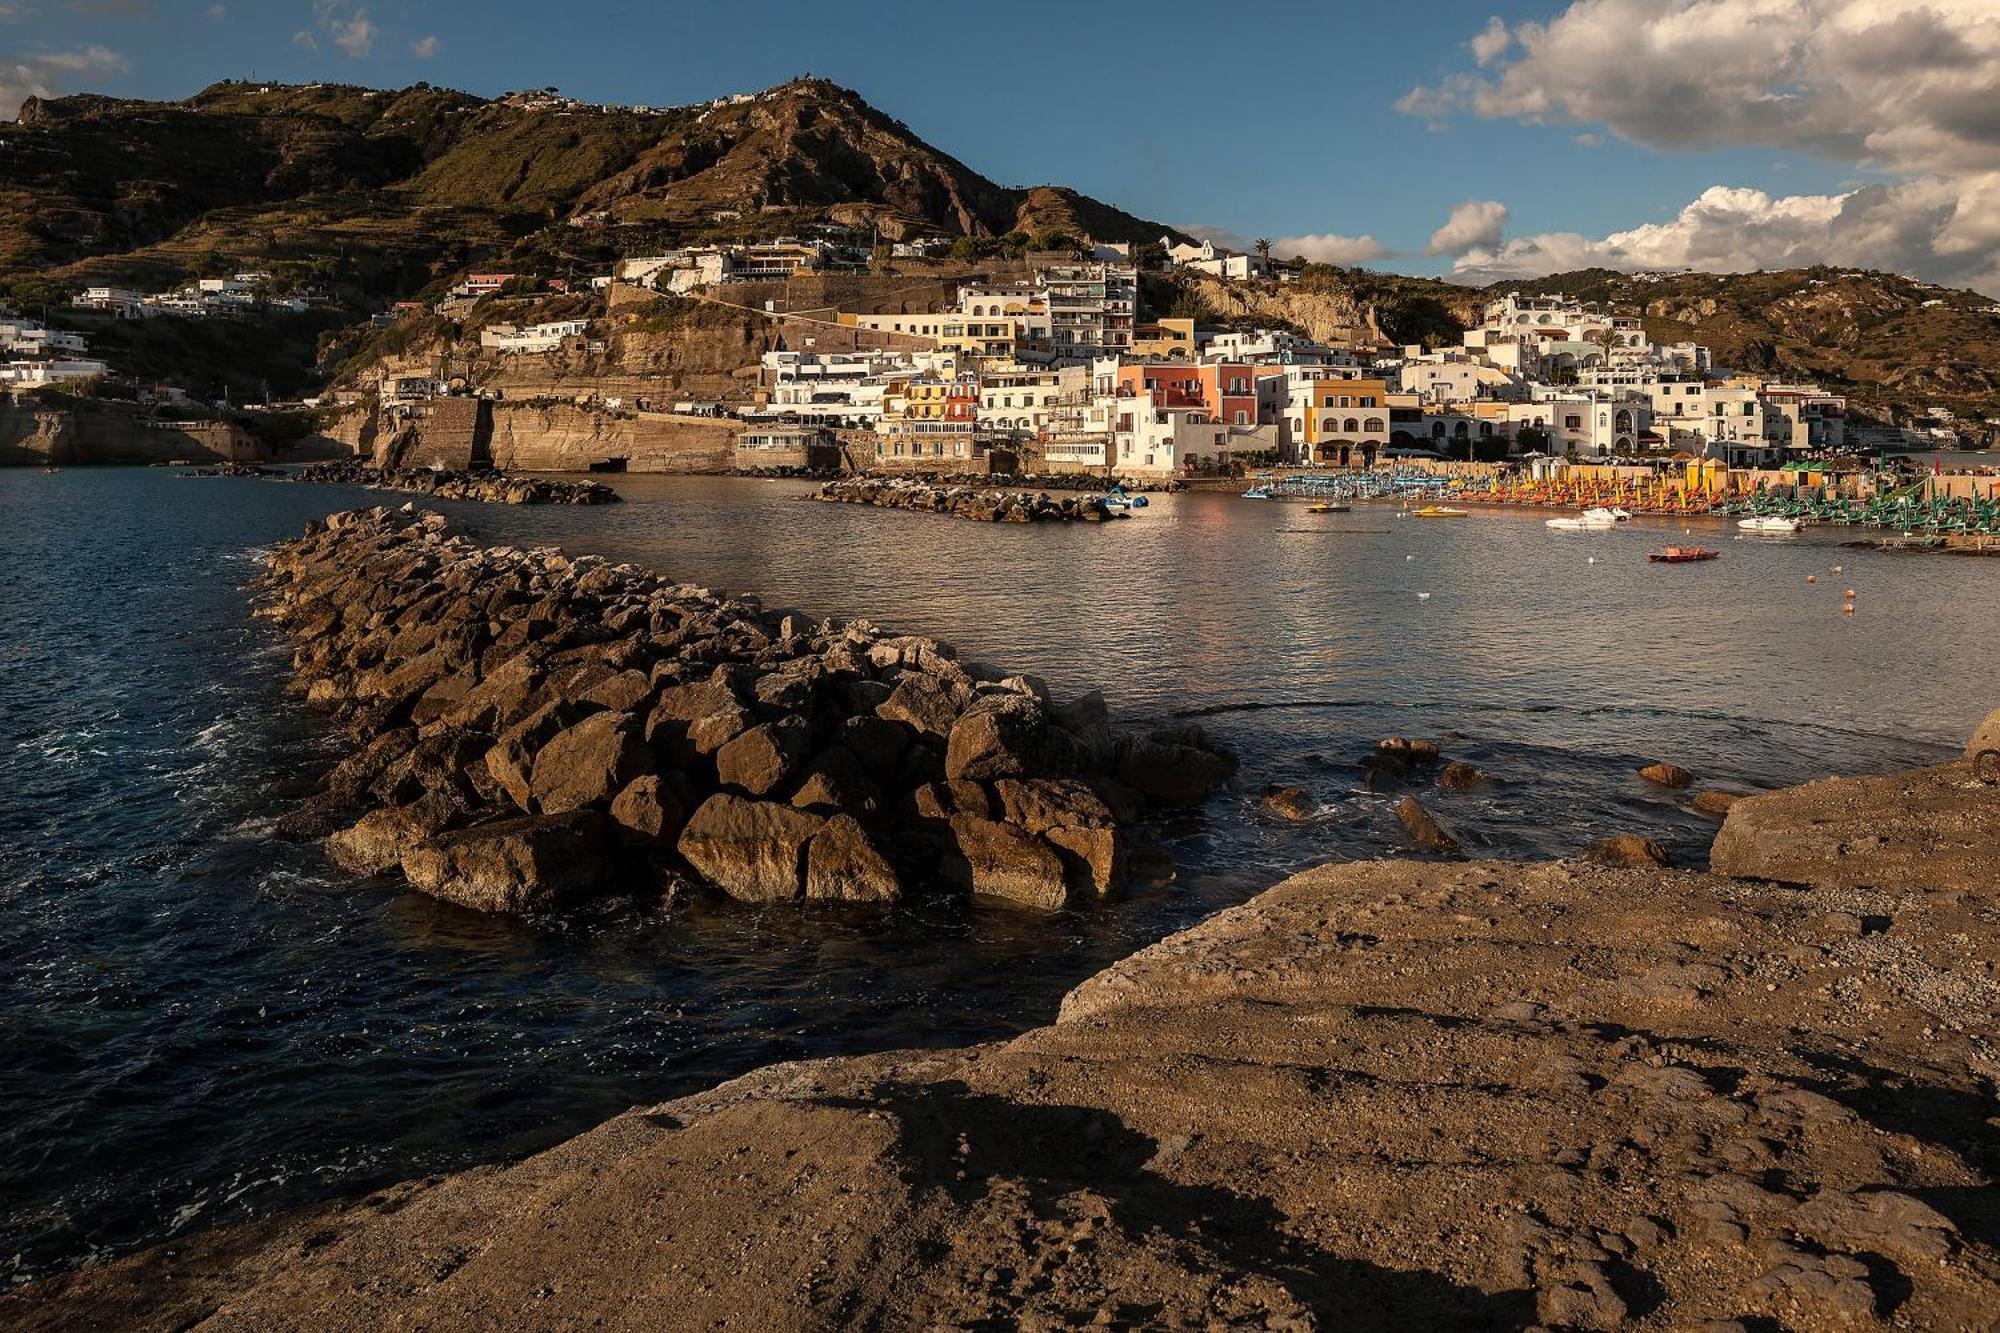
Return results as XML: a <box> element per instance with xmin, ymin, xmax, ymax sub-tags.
<box><xmin>13</xmin><ymin>855</ymin><xmax>1998</xmax><ymax>1330</ymax></box>
<box><xmin>1710</xmin><ymin>760</ymin><xmax>2000</xmax><ymax>890</ymax></box>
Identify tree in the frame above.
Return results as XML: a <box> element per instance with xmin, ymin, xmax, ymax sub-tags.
<box><xmin>947</xmin><ymin>235</ymin><xmax>980</xmax><ymax>261</ymax></box>
<box><xmin>1254</xmin><ymin>237</ymin><xmax>1272</xmax><ymax>265</ymax></box>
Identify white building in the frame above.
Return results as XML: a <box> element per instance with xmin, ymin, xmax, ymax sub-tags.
<box><xmin>1109</xmin><ymin>386</ymin><xmax>1228</xmax><ymax>477</ymax></box>
<box><xmin>478</xmin><ymin>319</ymin><xmax>589</xmax><ymax>353</ymax></box>
<box><xmin>1034</xmin><ymin>260</ymin><xmax>1136</xmax><ymax>361</ymax></box>
<box><xmin>70</xmin><ymin>287</ymin><xmax>147</xmax><ymax>318</ymax></box>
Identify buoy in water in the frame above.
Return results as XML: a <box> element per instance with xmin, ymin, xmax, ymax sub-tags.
<box><xmin>1587</xmin><ymin>556</ymin><xmax>1597</xmax><ymax>564</ymax></box>
<box><xmin>1842</xmin><ymin>602</ymin><xmax>1855</xmax><ymax>614</ymax></box>
<box><xmin>1417</xmin><ymin>592</ymin><xmax>1432</xmax><ymax>600</ymax></box>
<box><xmin>1832</xmin><ymin>564</ymin><xmax>1843</xmax><ymax>574</ymax></box>
<box><xmin>1806</xmin><ymin>574</ymin><xmax>1818</xmax><ymax>583</ymax></box>
<box><xmin>1405</xmin><ymin>554</ymin><xmax>1415</xmax><ymax>561</ymax></box>
<box><xmin>1843</xmin><ymin>587</ymin><xmax>1856</xmax><ymax>598</ymax></box>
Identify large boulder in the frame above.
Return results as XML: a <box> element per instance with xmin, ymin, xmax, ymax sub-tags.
<box><xmin>1968</xmin><ymin>706</ymin><xmax>2000</xmax><ymax>762</ymax></box>
<box><xmin>325</xmin><ymin>799</ymin><xmax>457</xmax><ymax>875</ymax></box>
<box><xmin>1116</xmin><ymin>735</ymin><xmax>1233</xmax><ymax>806</ymax></box>
<box><xmin>399</xmin><ymin>811</ymin><xmax>608</xmax><ymax>913</ymax></box>
<box><xmin>876</xmin><ymin>674</ymin><xmax>964</xmax><ymax>739</ymax></box>
<box><xmin>943</xmin><ymin>816</ymin><xmax>1072</xmax><ymax>911</ymax></box>
<box><xmin>677</xmin><ymin>794</ymin><xmax>824</xmax><ymax>903</ymax></box>
<box><xmin>1397</xmin><ymin>795</ymin><xmax>1462</xmax><ymax>855</ymax></box>
<box><xmin>530</xmin><ymin>710</ymin><xmax>651</xmax><ymax>814</ymax></box>
<box><xmin>1578</xmin><ymin>833</ymin><xmax>1671</xmax><ymax>868</ymax></box>
<box><xmin>714</xmin><ymin>717</ymin><xmax>809</xmax><ymax>797</ymax></box>
<box><xmin>608</xmin><ymin>774</ymin><xmax>683</xmax><ymax>847</ymax></box>
<box><xmin>803</xmin><ymin>815</ymin><xmax>902</xmax><ymax>903</ymax></box>
<box><xmin>944</xmin><ymin>695</ymin><xmax>1052</xmax><ymax>782</ymax></box>
<box><xmin>485</xmin><ymin>701</ymin><xmax>573</xmax><ymax>810</ymax></box>
<box><xmin>1711</xmin><ymin>764</ymin><xmax>2000</xmax><ymax>891</ymax></box>
<box><xmin>1638</xmin><ymin>762</ymin><xmax>1694</xmax><ymax>789</ymax></box>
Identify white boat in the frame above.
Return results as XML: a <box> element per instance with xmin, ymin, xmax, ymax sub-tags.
<box><xmin>1606</xmin><ymin>507</ymin><xmax>1633</xmax><ymax>521</ymax></box>
<box><xmin>1739</xmin><ymin>516</ymin><xmax>1801</xmax><ymax>533</ymax></box>
<box><xmin>1548</xmin><ymin>509</ymin><xmax>1617</xmax><ymax>530</ymax></box>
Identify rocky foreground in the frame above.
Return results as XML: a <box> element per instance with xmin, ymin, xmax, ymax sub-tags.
<box><xmin>813</xmin><ymin>477</ymin><xmax>1133</xmax><ymax>523</ymax></box>
<box><xmin>260</xmin><ymin>506</ymin><xmax>1234</xmax><ymax>913</ymax></box>
<box><xmin>11</xmin><ymin>728</ymin><xmax>1998</xmax><ymax>1331</ymax></box>
<box><xmin>297</xmin><ymin>458</ymin><xmax>620</xmax><ymax>505</ymax></box>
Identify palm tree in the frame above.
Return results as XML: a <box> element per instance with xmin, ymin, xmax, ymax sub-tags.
<box><xmin>1254</xmin><ymin>238</ymin><xmax>1272</xmax><ymax>267</ymax></box>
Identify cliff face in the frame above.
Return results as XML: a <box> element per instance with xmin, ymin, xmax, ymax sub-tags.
<box><xmin>1163</xmin><ymin>269</ymin><xmax>1485</xmax><ymax>347</ymax></box>
<box><xmin>0</xmin><ymin>403</ymin><xmax>263</xmax><ymax>465</ymax></box>
<box><xmin>12</xmin><ymin>744</ymin><xmax>1997</xmax><ymax>1331</ymax></box>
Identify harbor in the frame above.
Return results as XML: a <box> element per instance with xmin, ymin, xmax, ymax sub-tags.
<box><xmin>1234</xmin><ymin>457</ymin><xmax>2000</xmax><ymax>547</ymax></box>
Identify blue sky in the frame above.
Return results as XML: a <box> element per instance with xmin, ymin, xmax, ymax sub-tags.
<box><xmin>8</xmin><ymin>0</ymin><xmax>1988</xmax><ymax>290</ymax></box>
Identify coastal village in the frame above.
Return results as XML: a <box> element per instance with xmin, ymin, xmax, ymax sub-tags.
<box><xmin>366</xmin><ymin>235</ymin><xmax>1886</xmax><ymax>480</ymax></box>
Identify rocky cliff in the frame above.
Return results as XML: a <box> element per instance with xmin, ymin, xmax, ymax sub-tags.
<box><xmin>11</xmin><ymin>717</ymin><xmax>1998</xmax><ymax>1330</ymax></box>
<box><xmin>0</xmin><ymin>402</ymin><xmax>262</xmax><ymax>466</ymax></box>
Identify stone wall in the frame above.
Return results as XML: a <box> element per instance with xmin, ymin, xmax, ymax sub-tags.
<box><xmin>0</xmin><ymin>402</ymin><xmax>264</xmax><ymax>466</ymax></box>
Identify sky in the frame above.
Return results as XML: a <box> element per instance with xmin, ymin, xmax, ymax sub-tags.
<box><xmin>5</xmin><ymin>0</ymin><xmax>2000</xmax><ymax>295</ymax></box>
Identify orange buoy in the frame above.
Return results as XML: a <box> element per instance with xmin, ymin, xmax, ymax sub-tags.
<box><xmin>1842</xmin><ymin>602</ymin><xmax>1855</xmax><ymax>614</ymax></box>
<box><xmin>1832</xmin><ymin>564</ymin><xmax>1843</xmax><ymax>573</ymax></box>
<box><xmin>1843</xmin><ymin>587</ymin><xmax>1856</xmax><ymax>598</ymax></box>
<box><xmin>1806</xmin><ymin>574</ymin><xmax>1818</xmax><ymax>584</ymax></box>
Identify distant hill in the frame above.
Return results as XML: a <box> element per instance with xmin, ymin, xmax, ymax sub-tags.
<box><xmin>0</xmin><ymin>77</ymin><xmax>1179</xmax><ymax>306</ymax></box>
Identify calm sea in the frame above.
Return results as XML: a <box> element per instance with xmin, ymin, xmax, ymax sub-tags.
<box><xmin>2</xmin><ymin>469</ymin><xmax>1992</xmax><ymax>1280</ymax></box>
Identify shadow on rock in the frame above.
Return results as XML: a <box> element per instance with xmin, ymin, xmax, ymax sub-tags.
<box><xmin>834</xmin><ymin>1079</ymin><xmax>1539</xmax><ymax>1329</ymax></box>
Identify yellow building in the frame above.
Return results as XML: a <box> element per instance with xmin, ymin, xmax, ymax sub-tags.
<box><xmin>838</xmin><ymin>312</ymin><xmax>1021</xmax><ymax>358</ymax></box>
<box><xmin>1131</xmin><ymin>317</ymin><xmax>1196</xmax><ymax>360</ymax></box>
<box><xmin>1300</xmin><ymin>377</ymin><xmax>1391</xmax><ymax>460</ymax></box>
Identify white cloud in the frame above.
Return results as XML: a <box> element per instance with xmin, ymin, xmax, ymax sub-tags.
<box><xmin>299</xmin><ymin>2</ymin><xmax>374</xmax><ymax>59</ymax></box>
<box><xmin>1447</xmin><ymin>177</ymin><xmax>2000</xmax><ymax>297</ymax></box>
<box><xmin>1469</xmin><ymin>16</ymin><xmax>1512</xmax><ymax>66</ymax></box>
<box><xmin>408</xmin><ymin>34</ymin><xmax>439</xmax><ymax>59</ymax></box>
<box><xmin>1425</xmin><ymin>199</ymin><xmax>1508</xmax><ymax>257</ymax></box>
<box><xmin>206</xmin><ymin>3</ymin><xmax>225</xmax><ymax>18</ymax></box>
<box><xmin>1572</xmin><ymin>131</ymin><xmax>1603</xmax><ymax>148</ymax></box>
<box><xmin>1272</xmin><ymin>232</ymin><xmax>1390</xmax><ymax>265</ymax></box>
<box><xmin>0</xmin><ymin>43</ymin><xmax>125</xmax><ymax>118</ymax></box>
<box><xmin>328</xmin><ymin>11</ymin><xmax>374</xmax><ymax>59</ymax></box>
<box><xmin>1401</xmin><ymin>0</ymin><xmax>2000</xmax><ymax>295</ymax></box>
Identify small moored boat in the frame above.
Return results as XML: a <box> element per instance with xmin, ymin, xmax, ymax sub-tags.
<box><xmin>1648</xmin><ymin>546</ymin><xmax>1720</xmax><ymax>563</ymax></box>
<box><xmin>1739</xmin><ymin>516</ymin><xmax>1800</xmax><ymax>533</ymax></box>
<box><xmin>1305</xmin><ymin>501</ymin><xmax>1350</xmax><ymax>513</ymax></box>
<box><xmin>1413</xmin><ymin>505</ymin><xmax>1469</xmax><ymax>519</ymax></box>
<box><xmin>1242</xmin><ymin>486</ymin><xmax>1273</xmax><ymax>500</ymax></box>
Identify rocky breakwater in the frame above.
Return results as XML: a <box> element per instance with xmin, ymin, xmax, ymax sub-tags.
<box><xmin>258</xmin><ymin>506</ymin><xmax>1235</xmax><ymax>915</ymax></box>
<box><xmin>296</xmin><ymin>458</ymin><xmax>619</xmax><ymax>506</ymax></box>
<box><xmin>16</xmin><ymin>735</ymin><xmax>1999</xmax><ymax>1330</ymax></box>
<box><xmin>814</xmin><ymin>477</ymin><xmax>1129</xmax><ymax>523</ymax></box>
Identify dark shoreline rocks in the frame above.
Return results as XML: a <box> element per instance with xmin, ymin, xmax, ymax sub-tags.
<box><xmin>297</xmin><ymin>457</ymin><xmax>620</xmax><ymax>505</ymax></box>
<box><xmin>178</xmin><ymin>462</ymin><xmax>276</xmax><ymax>478</ymax></box>
<box><xmin>255</xmin><ymin>505</ymin><xmax>1234</xmax><ymax>915</ymax></box>
<box><xmin>812</xmin><ymin>477</ymin><xmax>1131</xmax><ymax>524</ymax></box>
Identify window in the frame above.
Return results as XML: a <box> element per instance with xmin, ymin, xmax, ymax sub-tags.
<box><xmin>1234</xmin><ymin>411</ymin><xmax>1248</xmax><ymax>425</ymax></box>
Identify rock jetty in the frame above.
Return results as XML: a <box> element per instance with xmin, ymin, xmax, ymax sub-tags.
<box><xmin>255</xmin><ymin>505</ymin><xmax>1235</xmax><ymax>914</ymax></box>
<box><xmin>177</xmin><ymin>462</ymin><xmax>275</xmax><ymax>478</ymax></box>
<box><xmin>813</xmin><ymin>477</ymin><xmax>1130</xmax><ymax>523</ymax></box>
<box><xmin>15</xmin><ymin>741</ymin><xmax>1998</xmax><ymax>1330</ymax></box>
<box><xmin>297</xmin><ymin>458</ymin><xmax>619</xmax><ymax>505</ymax></box>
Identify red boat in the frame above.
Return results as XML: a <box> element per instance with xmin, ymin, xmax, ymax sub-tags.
<box><xmin>1648</xmin><ymin>546</ymin><xmax>1719</xmax><ymax>563</ymax></box>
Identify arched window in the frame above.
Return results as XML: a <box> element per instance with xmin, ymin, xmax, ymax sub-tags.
<box><xmin>1364</xmin><ymin>417</ymin><xmax>1384</xmax><ymax>433</ymax></box>
<box><xmin>1343</xmin><ymin>417</ymin><xmax>1359</xmax><ymax>432</ymax></box>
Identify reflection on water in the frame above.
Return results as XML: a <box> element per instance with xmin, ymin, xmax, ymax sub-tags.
<box><xmin>1</xmin><ymin>468</ymin><xmax>1992</xmax><ymax>1282</ymax></box>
